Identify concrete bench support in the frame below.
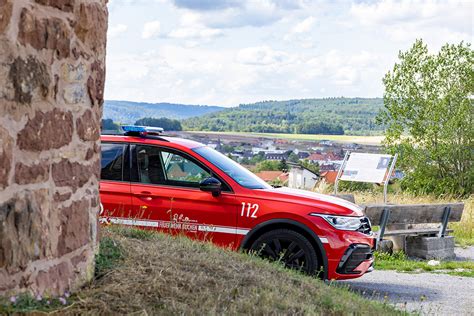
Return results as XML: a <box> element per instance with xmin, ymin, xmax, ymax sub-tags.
<box><xmin>405</xmin><ymin>236</ymin><xmax>455</xmax><ymax>260</ymax></box>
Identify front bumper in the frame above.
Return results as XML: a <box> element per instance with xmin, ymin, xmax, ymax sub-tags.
<box><xmin>336</xmin><ymin>244</ymin><xmax>374</xmax><ymax>275</ymax></box>
<box><xmin>307</xmin><ymin>215</ymin><xmax>376</xmax><ymax>280</ymax></box>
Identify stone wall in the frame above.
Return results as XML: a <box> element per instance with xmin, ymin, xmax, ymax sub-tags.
<box><xmin>0</xmin><ymin>0</ymin><xmax>107</xmax><ymax>296</ymax></box>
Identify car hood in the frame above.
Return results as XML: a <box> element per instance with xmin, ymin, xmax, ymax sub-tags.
<box><xmin>261</xmin><ymin>187</ymin><xmax>364</xmax><ymax>217</ymax></box>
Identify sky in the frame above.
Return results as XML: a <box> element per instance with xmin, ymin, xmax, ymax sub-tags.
<box><xmin>105</xmin><ymin>0</ymin><xmax>473</xmax><ymax>107</ymax></box>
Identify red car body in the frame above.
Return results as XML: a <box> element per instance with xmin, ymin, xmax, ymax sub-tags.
<box><xmin>99</xmin><ymin>133</ymin><xmax>375</xmax><ymax>280</ymax></box>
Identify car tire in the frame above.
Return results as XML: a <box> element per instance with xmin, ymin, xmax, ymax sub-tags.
<box><xmin>249</xmin><ymin>229</ymin><xmax>320</xmax><ymax>275</ymax></box>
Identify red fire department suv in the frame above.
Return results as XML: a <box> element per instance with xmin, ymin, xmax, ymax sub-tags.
<box><xmin>99</xmin><ymin>126</ymin><xmax>375</xmax><ymax>280</ymax></box>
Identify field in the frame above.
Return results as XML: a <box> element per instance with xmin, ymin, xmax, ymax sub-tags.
<box><xmin>1</xmin><ymin>227</ymin><xmax>402</xmax><ymax>315</ymax></box>
<box><xmin>186</xmin><ymin>131</ymin><xmax>384</xmax><ymax>145</ymax></box>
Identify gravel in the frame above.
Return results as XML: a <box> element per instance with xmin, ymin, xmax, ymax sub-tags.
<box><xmin>338</xmin><ymin>270</ymin><xmax>474</xmax><ymax>315</ymax></box>
<box><xmin>454</xmin><ymin>246</ymin><xmax>474</xmax><ymax>261</ymax></box>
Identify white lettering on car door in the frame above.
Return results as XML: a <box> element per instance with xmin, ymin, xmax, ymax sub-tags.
<box><xmin>240</xmin><ymin>202</ymin><xmax>259</xmax><ymax>218</ymax></box>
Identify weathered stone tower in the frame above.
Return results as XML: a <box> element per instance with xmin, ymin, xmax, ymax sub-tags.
<box><xmin>0</xmin><ymin>0</ymin><xmax>107</xmax><ymax>296</ymax></box>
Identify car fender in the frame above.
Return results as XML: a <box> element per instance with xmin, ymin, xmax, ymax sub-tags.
<box><xmin>239</xmin><ymin>218</ymin><xmax>328</xmax><ymax>279</ymax></box>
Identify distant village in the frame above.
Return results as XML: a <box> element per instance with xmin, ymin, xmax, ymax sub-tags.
<box><xmin>177</xmin><ymin>131</ymin><xmax>382</xmax><ymax>190</ymax></box>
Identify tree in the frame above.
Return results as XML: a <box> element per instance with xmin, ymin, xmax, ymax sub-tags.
<box><xmin>378</xmin><ymin>40</ymin><xmax>473</xmax><ymax>196</ymax></box>
<box><xmin>278</xmin><ymin>159</ymin><xmax>288</xmax><ymax>172</ymax></box>
<box><xmin>288</xmin><ymin>152</ymin><xmax>300</xmax><ymax>163</ymax></box>
<box><xmin>300</xmin><ymin>159</ymin><xmax>319</xmax><ymax>175</ymax></box>
<box><xmin>134</xmin><ymin>117</ymin><xmax>182</xmax><ymax>131</ymax></box>
<box><xmin>101</xmin><ymin>118</ymin><xmax>120</xmax><ymax>131</ymax></box>
<box><xmin>254</xmin><ymin>160</ymin><xmax>280</xmax><ymax>172</ymax></box>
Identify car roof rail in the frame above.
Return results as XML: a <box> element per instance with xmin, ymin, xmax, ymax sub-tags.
<box><xmin>119</xmin><ymin>125</ymin><xmax>170</xmax><ymax>142</ymax></box>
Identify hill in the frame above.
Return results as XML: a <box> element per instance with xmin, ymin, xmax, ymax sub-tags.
<box><xmin>104</xmin><ymin>100</ymin><xmax>224</xmax><ymax>124</ymax></box>
<box><xmin>183</xmin><ymin>97</ymin><xmax>384</xmax><ymax>135</ymax></box>
<box><xmin>2</xmin><ymin>227</ymin><xmax>400</xmax><ymax>314</ymax></box>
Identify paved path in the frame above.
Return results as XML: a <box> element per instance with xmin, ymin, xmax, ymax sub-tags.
<box><xmin>338</xmin><ymin>270</ymin><xmax>474</xmax><ymax>315</ymax></box>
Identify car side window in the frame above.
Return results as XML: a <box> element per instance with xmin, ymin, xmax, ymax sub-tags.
<box><xmin>136</xmin><ymin>145</ymin><xmax>165</xmax><ymax>185</ymax></box>
<box><xmin>101</xmin><ymin>143</ymin><xmax>125</xmax><ymax>181</ymax></box>
<box><xmin>160</xmin><ymin>150</ymin><xmax>211</xmax><ymax>187</ymax></box>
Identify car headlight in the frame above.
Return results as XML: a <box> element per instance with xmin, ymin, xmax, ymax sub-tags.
<box><xmin>310</xmin><ymin>214</ymin><xmax>362</xmax><ymax>231</ymax></box>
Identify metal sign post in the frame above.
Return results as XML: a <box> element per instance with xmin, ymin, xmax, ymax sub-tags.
<box><xmin>334</xmin><ymin>151</ymin><xmax>350</xmax><ymax>196</ymax></box>
<box><xmin>383</xmin><ymin>153</ymin><xmax>398</xmax><ymax>204</ymax></box>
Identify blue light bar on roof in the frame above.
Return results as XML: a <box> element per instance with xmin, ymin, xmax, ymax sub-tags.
<box><xmin>121</xmin><ymin>125</ymin><xmax>147</xmax><ymax>133</ymax></box>
<box><xmin>121</xmin><ymin>125</ymin><xmax>165</xmax><ymax>135</ymax></box>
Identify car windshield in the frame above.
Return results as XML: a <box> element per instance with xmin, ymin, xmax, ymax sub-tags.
<box><xmin>193</xmin><ymin>146</ymin><xmax>271</xmax><ymax>190</ymax></box>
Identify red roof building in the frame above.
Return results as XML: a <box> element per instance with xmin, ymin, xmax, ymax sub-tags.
<box><xmin>255</xmin><ymin>171</ymin><xmax>289</xmax><ymax>183</ymax></box>
<box><xmin>320</xmin><ymin>171</ymin><xmax>339</xmax><ymax>184</ymax></box>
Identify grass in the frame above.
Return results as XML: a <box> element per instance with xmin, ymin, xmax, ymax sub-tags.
<box><xmin>374</xmin><ymin>251</ymin><xmax>474</xmax><ymax>277</ymax></box>
<box><xmin>186</xmin><ymin>131</ymin><xmax>384</xmax><ymax>145</ymax></box>
<box><xmin>1</xmin><ymin>227</ymin><xmax>404</xmax><ymax>315</ymax></box>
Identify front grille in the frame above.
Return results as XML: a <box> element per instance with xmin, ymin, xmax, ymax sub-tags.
<box><xmin>357</xmin><ymin>216</ymin><xmax>372</xmax><ymax>235</ymax></box>
<box><xmin>337</xmin><ymin>244</ymin><xmax>373</xmax><ymax>274</ymax></box>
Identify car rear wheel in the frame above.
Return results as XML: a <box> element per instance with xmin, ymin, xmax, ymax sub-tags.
<box><xmin>249</xmin><ymin>229</ymin><xmax>319</xmax><ymax>275</ymax></box>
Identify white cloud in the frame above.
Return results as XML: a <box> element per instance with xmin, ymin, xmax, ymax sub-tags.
<box><xmin>104</xmin><ymin>0</ymin><xmax>471</xmax><ymax>105</ymax></box>
<box><xmin>169</xmin><ymin>0</ymin><xmax>302</xmax><ymax>29</ymax></box>
<box><xmin>142</xmin><ymin>20</ymin><xmax>161</xmax><ymax>39</ymax></box>
<box><xmin>108</xmin><ymin>24</ymin><xmax>128</xmax><ymax>38</ymax></box>
<box><xmin>236</xmin><ymin>46</ymin><xmax>290</xmax><ymax>65</ymax></box>
<box><xmin>165</xmin><ymin>12</ymin><xmax>224</xmax><ymax>41</ymax></box>
<box><xmin>292</xmin><ymin>16</ymin><xmax>315</xmax><ymax>33</ymax></box>
<box><xmin>349</xmin><ymin>0</ymin><xmax>472</xmax><ymax>45</ymax></box>
<box><xmin>168</xmin><ymin>27</ymin><xmax>224</xmax><ymax>39</ymax></box>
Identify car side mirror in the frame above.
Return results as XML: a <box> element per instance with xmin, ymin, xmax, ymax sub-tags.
<box><xmin>199</xmin><ymin>177</ymin><xmax>222</xmax><ymax>197</ymax></box>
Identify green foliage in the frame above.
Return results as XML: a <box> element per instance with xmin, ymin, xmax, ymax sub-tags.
<box><xmin>135</xmin><ymin>117</ymin><xmax>182</xmax><ymax>131</ymax></box>
<box><xmin>95</xmin><ymin>236</ymin><xmax>124</xmax><ymax>278</ymax></box>
<box><xmin>287</xmin><ymin>152</ymin><xmax>300</xmax><ymax>163</ymax></box>
<box><xmin>104</xmin><ymin>100</ymin><xmax>223</xmax><ymax>124</ymax></box>
<box><xmin>296</xmin><ymin>121</ymin><xmax>344</xmax><ymax>135</ymax></box>
<box><xmin>338</xmin><ymin>181</ymin><xmax>374</xmax><ymax>192</ymax></box>
<box><xmin>222</xmin><ymin>144</ymin><xmax>235</xmax><ymax>153</ymax></box>
<box><xmin>299</xmin><ymin>159</ymin><xmax>320</xmax><ymax>174</ymax></box>
<box><xmin>116</xmin><ymin>227</ymin><xmax>156</xmax><ymax>240</ymax></box>
<box><xmin>101</xmin><ymin>118</ymin><xmax>120</xmax><ymax>131</ymax></box>
<box><xmin>374</xmin><ymin>250</ymin><xmax>474</xmax><ymax>277</ymax></box>
<box><xmin>378</xmin><ymin>40</ymin><xmax>473</xmax><ymax>196</ymax></box>
<box><xmin>0</xmin><ymin>293</ymin><xmax>72</xmax><ymax>313</ymax></box>
<box><xmin>183</xmin><ymin>98</ymin><xmax>383</xmax><ymax>135</ymax></box>
<box><xmin>278</xmin><ymin>159</ymin><xmax>288</xmax><ymax>172</ymax></box>
<box><xmin>254</xmin><ymin>160</ymin><xmax>281</xmax><ymax>172</ymax></box>
<box><xmin>249</xmin><ymin>152</ymin><xmax>265</xmax><ymax>165</ymax></box>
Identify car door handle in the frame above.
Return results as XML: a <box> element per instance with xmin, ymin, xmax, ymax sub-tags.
<box><xmin>137</xmin><ymin>191</ymin><xmax>154</xmax><ymax>201</ymax></box>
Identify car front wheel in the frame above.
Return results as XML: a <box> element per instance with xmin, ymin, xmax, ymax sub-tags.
<box><xmin>249</xmin><ymin>229</ymin><xmax>320</xmax><ymax>275</ymax></box>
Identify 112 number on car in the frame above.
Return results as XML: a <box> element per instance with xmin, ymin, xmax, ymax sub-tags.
<box><xmin>241</xmin><ymin>202</ymin><xmax>259</xmax><ymax>218</ymax></box>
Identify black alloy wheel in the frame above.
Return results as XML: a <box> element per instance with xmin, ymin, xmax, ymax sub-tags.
<box><xmin>250</xmin><ymin>229</ymin><xmax>319</xmax><ymax>275</ymax></box>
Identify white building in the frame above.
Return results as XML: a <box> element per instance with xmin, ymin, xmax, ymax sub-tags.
<box><xmin>288</xmin><ymin>165</ymin><xmax>319</xmax><ymax>190</ymax></box>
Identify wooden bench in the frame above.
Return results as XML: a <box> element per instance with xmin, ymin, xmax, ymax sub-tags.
<box><xmin>363</xmin><ymin>203</ymin><xmax>464</xmax><ymax>258</ymax></box>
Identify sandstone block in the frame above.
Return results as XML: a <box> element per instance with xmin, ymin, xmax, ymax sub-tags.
<box><xmin>0</xmin><ymin>191</ymin><xmax>48</xmax><ymax>273</ymax></box>
<box><xmin>75</xmin><ymin>3</ymin><xmax>107</xmax><ymax>54</ymax></box>
<box><xmin>8</xmin><ymin>56</ymin><xmax>50</xmax><ymax>104</ymax></box>
<box><xmin>0</xmin><ymin>0</ymin><xmax>12</xmax><ymax>34</ymax></box>
<box><xmin>76</xmin><ymin>109</ymin><xmax>99</xmax><ymax>141</ymax></box>
<box><xmin>17</xmin><ymin>109</ymin><xmax>73</xmax><ymax>151</ymax></box>
<box><xmin>57</xmin><ymin>199</ymin><xmax>90</xmax><ymax>256</ymax></box>
<box><xmin>18</xmin><ymin>8</ymin><xmax>71</xmax><ymax>59</ymax></box>
<box><xmin>34</xmin><ymin>0</ymin><xmax>74</xmax><ymax>12</ymax></box>
<box><xmin>87</xmin><ymin>61</ymin><xmax>105</xmax><ymax>105</ymax></box>
<box><xmin>52</xmin><ymin>159</ymin><xmax>92</xmax><ymax>191</ymax></box>
<box><xmin>14</xmin><ymin>162</ymin><xmax>49</xmax><ymax>184</ymax></box>
<box><xmin>63</xmin><ymin>83</ymin><xmax>86</xmax><ymax>104</ymax></box>
<box><xmin>0</xmin><ymin>127</ymin><xmax>13</xmax><ymax>189</ymax></box>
